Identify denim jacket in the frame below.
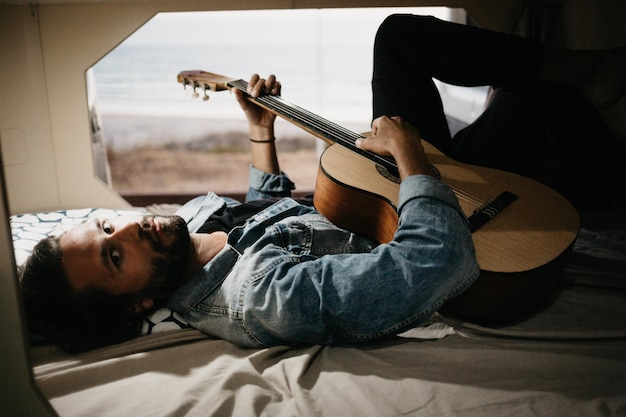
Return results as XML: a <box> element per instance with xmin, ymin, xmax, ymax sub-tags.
<box><xmin>167</xmin><ymin>165</ymin><xmax>479</xmax><ymax>348</ymax></box>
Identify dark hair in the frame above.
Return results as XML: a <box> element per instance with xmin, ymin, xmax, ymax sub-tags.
<box><xmin>19</xmin><ymin>236</ymin><xmax>148</xmax><ymax>353</ymax></box>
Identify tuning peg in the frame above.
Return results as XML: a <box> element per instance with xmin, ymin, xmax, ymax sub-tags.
<box><xmin>183</xmin><ymin>83</ymin><xmax>194</xmax><ymax>97</ymax></box>
<box><xmin>202</xmin><ymin>92</ymin><xmax>210</xmax><ymax>101</ymax></box>
<box><xmin>191</xmin><ymin>87</ymin><xmax>200</xmax><ymax>99</ymax></box>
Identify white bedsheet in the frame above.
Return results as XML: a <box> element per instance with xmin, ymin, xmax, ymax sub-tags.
<box><xmin>34</xmin><ymin>328</ymin><xmax>626</xmax><ymax>417</ymax></box>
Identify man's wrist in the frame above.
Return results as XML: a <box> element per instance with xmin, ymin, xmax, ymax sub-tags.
<box><xmin>249</xmin><ymin>124</ymin><xmax>274</xmax><ymax>141</ymax></box>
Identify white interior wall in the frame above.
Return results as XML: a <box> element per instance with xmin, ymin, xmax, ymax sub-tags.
<box><xmin>1</xmin><ymin>5</ymin><xmax>62</xmax><ymax>213</ymax></box>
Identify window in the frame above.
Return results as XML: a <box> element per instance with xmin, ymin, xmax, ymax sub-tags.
<box><xmin>87</xmin><ymin>7</ymin><xmax>484</xmax><ymax>201</ymax></box>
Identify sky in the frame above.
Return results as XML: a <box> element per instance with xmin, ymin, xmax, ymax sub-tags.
<box><xmin>124</xmin><ymin>7</ymin><xmax>452</xmax><ymax>47</ymax></box>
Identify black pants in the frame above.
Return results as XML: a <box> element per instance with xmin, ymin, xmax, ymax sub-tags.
<box><xmin>372</xmin><ymin>14</ymin><xmax>625</xmax><ymax>210</ymax></box>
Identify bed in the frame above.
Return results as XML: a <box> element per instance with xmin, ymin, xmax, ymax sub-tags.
<box><xmin>11</xmin><ymin>206</ymin><xmax>626</xmax><ymax>416</ymax></box>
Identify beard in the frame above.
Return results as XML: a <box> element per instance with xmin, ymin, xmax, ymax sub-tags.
<box><xmin>140</xmin><ymin>215</ymin><xmax>191</xmax><ymax>300</ymax></box>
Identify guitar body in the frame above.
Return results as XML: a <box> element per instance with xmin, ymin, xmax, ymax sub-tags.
<box><xmin>314</xmin><ymin>143</ymin><xmax>580</xmax><ymax>323</ymax></box>
<box><xmin>177</xmin><ymin>69</ymin><xmax>581</xmax><ymax>324</ymax></box>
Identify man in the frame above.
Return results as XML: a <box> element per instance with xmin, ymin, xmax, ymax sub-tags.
<box><xmin>20</xmin><ymin>72</ymin><xmax>479</xmax><ymax>352</ymax></box>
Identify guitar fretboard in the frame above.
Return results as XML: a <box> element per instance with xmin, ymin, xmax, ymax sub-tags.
<box><xmin>228</xmin><ymin>79</ymin><xmax>399</xmax><ymax>177</ymax></box>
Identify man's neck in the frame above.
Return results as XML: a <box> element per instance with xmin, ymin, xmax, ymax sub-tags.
<box><xmin>181</xmin><ymin>232</ymin><xmax>228</xmax><ymax>281</ymax></box>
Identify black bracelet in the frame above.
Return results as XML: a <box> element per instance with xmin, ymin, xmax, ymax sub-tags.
<box><xmin>249</xmin><ymin>137</ymin><xmax>276</xmax><ymax>143</ymax></box>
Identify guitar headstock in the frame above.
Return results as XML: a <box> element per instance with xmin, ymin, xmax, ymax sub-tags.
<box><xmin>177</xmin><ymin>70</ymin><xmax>236</xmax><ymax>100</ymax></box>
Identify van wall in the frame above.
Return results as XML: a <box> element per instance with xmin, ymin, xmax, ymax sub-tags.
<box><xmin>1</xmin><ymin>0</ymin><xmax>624</xmax><ymax>215</ymax></box>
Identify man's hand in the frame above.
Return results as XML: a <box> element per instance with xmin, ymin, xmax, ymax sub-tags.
<box><xmin>233</xmin><ymin>74</ymin><xmax>281</xmax><ymax>141</ymax></box>
<box><xmin>356</xmin><ymin>116</ymin><xmax>432</xmax><ymax>180</ymax></box>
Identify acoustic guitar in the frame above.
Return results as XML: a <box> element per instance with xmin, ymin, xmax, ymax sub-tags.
<box><xmin>177</xmin><ymin>70</ymin><xmax>580</xmax><ymax>323</ymax></box>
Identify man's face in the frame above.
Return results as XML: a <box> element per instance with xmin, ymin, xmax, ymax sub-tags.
<box><xmin>59</xmin><ymin>215</ymin><xmax>190</xmax><ymax>298</ymax></box>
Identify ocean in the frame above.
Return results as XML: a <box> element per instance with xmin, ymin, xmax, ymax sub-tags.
<box><xmin>92</xmin><ymin>42</ymin><xmax>376</xmax><ymax>124</ymax></box>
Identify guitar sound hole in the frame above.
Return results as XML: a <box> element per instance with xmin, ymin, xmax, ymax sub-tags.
<box><xmin>375</xmin><ymin>164</ymin><xmax>441</xmax><ymax>182</ymax></box>
<box><xmin>375</xmin><ymin>164</ymin><xmax>400</xmax><ymax>183</ymax></box>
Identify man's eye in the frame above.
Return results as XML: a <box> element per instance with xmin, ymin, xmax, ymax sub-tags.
<box><xmin>110</xmin><ymin>249</ymin><xmax>121</xmax><ymax>267</ymax></box>
<box><xmin>102</xmin><ymin>220</ymin><xmax>113</xmax><ymax>234</ymax></box>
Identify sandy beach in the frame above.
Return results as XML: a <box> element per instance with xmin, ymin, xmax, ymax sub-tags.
<box><xmin>101</xmin><ymin>114</ymin><xmax>322</xmax><ymax>197</ymax></box>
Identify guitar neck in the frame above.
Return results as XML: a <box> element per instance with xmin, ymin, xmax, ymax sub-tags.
<box><xmin>227</xmin><ymin>79</ymin><xmax>399</xmax><ymax>175</ymax></box>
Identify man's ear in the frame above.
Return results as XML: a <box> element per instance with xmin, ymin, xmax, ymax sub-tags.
<box><xmin>129</xmin><ymin>298</ymin><xmax>154</xmax><ymax>314</ymax></box>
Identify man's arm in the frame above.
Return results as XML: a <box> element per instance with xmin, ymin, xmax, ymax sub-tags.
<box><xmin>233</xmin><ymin>74</ymin><xmax>281</xmax><ymax>175</ymax></box>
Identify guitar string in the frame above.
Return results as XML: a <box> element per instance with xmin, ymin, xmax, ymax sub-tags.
<box><xmin>238</xmin><ymin>83</ymin><xmax>399</xmax><ymax>171</ymax></box>
<box><xmin>258</xmin><ymin>93</ymin><xmax>487</xmax><ymax>208</ymax></box>
<box><xmin>255</xmin><ymin>88</ymin><xmax>485</xmax><ymax>207</ymax></box>
<box><xmin>229</xmin><ymin>80</ymin><xmax>485</xmax><ymax>207</ymax></box>
<box><xmin>230</xmin><ymin>81</ymin><xmax>372</xmax><ymax>157</ymax></box>
<box><xmin>266</xmin><ymin>92</ymin><xmax>485</xmax><ymax>207</ymax></box>
<box><xmin>188</xmin><ymin>77</ymin><xmax>482</xmax><ymax>206</ymax></box>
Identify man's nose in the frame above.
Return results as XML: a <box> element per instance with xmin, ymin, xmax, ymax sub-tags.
<box><xmin>112</xmin><ymin>220</ymin><xmax>141</xmax><ymax>241</ymax></box>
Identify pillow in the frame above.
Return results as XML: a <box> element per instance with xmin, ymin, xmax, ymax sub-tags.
<box><xmin>10</xmin><ymin>208</ymin><xmax>189</xmax><ymax>335</ymax></box>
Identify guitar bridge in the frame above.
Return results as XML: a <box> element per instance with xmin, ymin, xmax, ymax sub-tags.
<box><xmin>467</xmin><ymin>191</ymin><xmax>518</xmax><ymax>232</ymax></box>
